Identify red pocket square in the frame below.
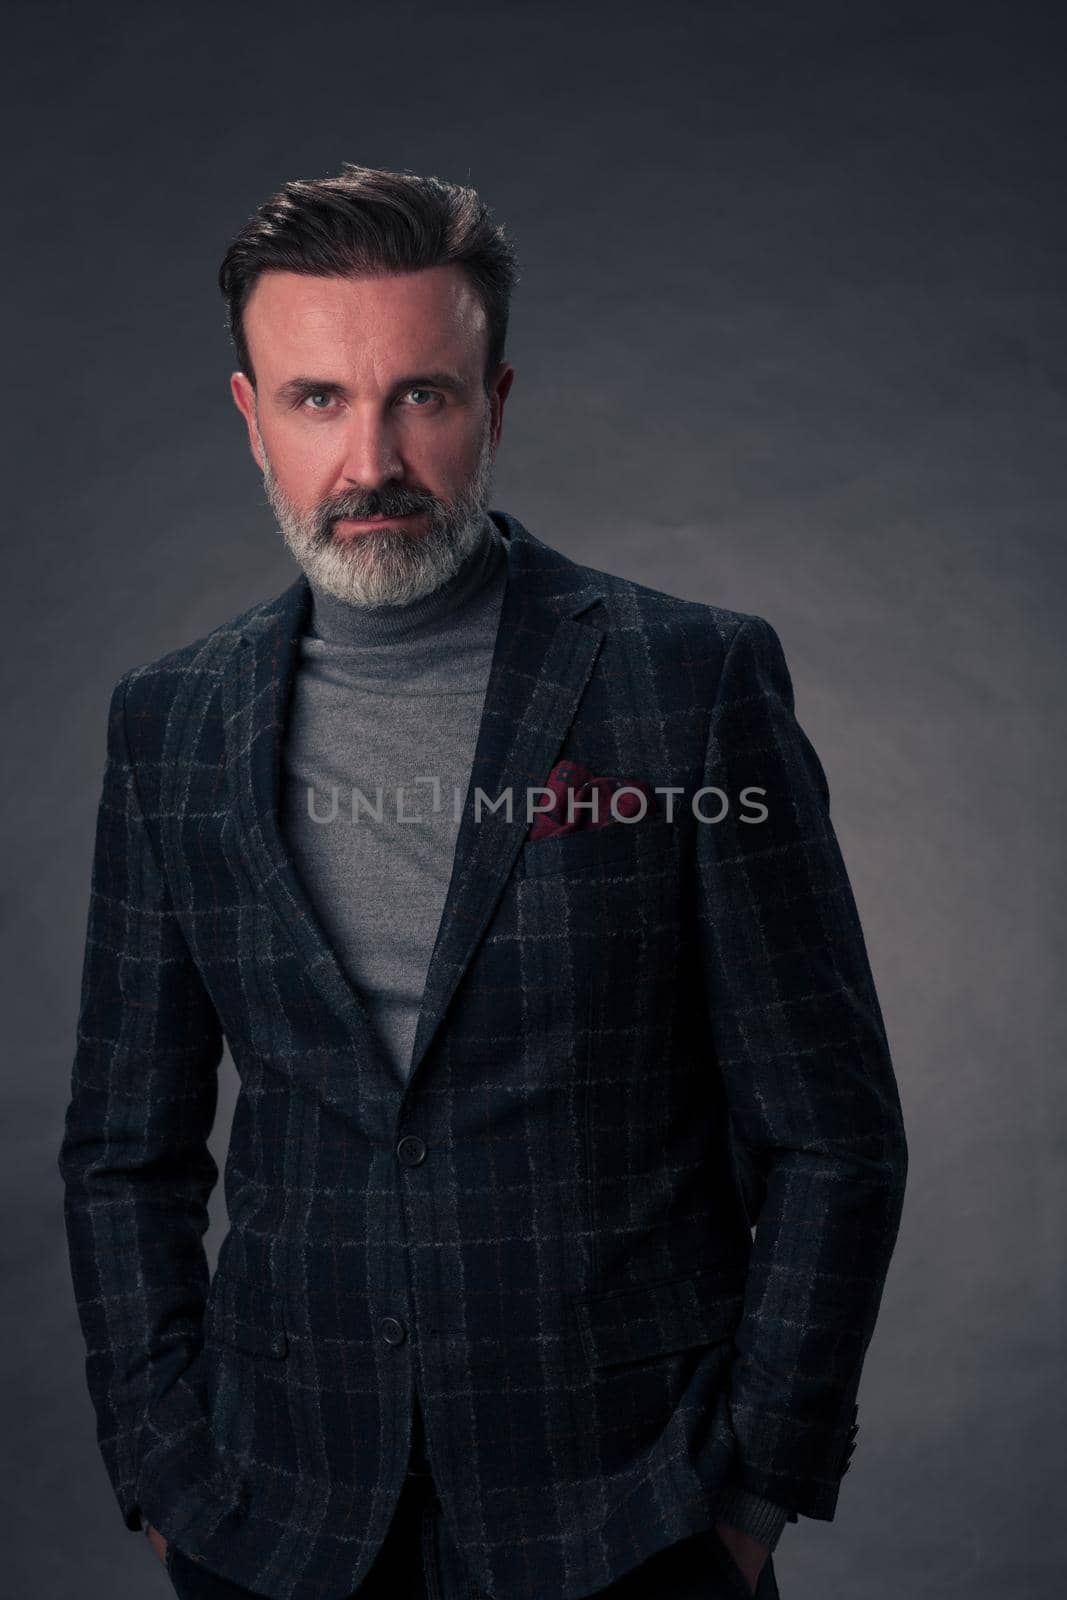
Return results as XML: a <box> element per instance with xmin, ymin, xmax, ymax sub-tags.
<box><xmin>526</xmin><ymin>760</ymin><xmax>658</xmax><ymax>842</ymax></box>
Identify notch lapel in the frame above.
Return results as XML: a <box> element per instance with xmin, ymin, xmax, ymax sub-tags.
<box><xmin>407</xmin><ymin>512</ymin><xmax>605</xmax><ymax>1086</ymax></box>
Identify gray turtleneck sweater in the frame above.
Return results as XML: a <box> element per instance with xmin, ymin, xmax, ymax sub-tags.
<box><xmin>279</xmin><ymin>512</ymin><xmax>508</xmax><ymax>1086</ymax></box>
<box><xmin>277</xmin><ymin>510</ymin><xmax>791</xmax><ymax>1555</ymax></box>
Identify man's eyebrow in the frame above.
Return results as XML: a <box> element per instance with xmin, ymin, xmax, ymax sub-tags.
<box><xmin>273</xmin><ymin>371</ymin><xmax>469</xmax><ymax>403</ymax></box>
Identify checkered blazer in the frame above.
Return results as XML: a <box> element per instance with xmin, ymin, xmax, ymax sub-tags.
<box><xmin>58</xmin><ymin>509</ymin><xmax>907</xmax><ymax>1600</ymax></box>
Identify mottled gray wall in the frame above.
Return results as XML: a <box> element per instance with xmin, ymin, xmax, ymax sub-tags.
<box><xmin>5</xmin><ymin>1</ymin><xmax>1064</xmax><ymax>1595</ymax></box>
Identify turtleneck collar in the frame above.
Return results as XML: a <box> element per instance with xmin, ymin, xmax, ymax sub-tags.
<box><xmin>305</xmin><ymin>512</ymin><xmax>505</xmax><ymax>646</ymax></box>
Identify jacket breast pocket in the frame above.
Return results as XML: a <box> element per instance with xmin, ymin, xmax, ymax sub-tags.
<box><xmin>519</xmin><ymin>814</ymin><xmax>677</xmax><ymax>877</ymax></box>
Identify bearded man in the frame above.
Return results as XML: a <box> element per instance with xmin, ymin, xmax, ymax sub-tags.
<box><xmin>59</xmin><ymin>162</ymin><xmax>907</xmax><ymax>1600</ymax></box>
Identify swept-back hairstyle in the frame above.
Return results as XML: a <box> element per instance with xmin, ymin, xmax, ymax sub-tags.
<box><xmin>218</xmin><ymin>162</ymin><xmax>521</xmax><ymax>390</ymax></box>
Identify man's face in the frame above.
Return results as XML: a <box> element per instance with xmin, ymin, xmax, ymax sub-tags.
<box><xmin>230</xmin><ymin>265</ymin><xmax>514</xmax><ymax>607</ymax></box>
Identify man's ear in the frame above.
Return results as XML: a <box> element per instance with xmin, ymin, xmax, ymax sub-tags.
<box><xmin>230</xmin><ymin>372</ymin><xmax>265</xmax><ymax>470</ymax></box>
<box><xmin>488</xmin><ymin>362</ymin><xmax>515</xmax><ymax>454</ymax></box>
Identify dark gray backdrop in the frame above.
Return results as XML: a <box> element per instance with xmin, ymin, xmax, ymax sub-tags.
<box><xmin>4</xmin><ymin>1</ymin><xmax>1064</xmax><ymax>1595</ymax></box>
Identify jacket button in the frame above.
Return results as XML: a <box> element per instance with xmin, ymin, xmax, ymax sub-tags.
<box><xmin>397</xmin><ymin>1136</ymin><xmax>427</xmax><ymax>1166</ymax></box>
<box><xmin>380</xmin><ymin>1317</ymin><xmax>406</xmax><ymax>1346</ymax></box>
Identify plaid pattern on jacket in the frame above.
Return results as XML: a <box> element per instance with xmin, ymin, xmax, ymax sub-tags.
<box><xmin>58</xmin><ymin>508</ymin><xmax>907</xmax><ymax>1600</ymax></box>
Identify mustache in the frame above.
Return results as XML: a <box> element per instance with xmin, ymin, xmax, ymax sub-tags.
<box><xmin>323</xmin><ymin>487</ymin><xmax>441</xmax><ymax>523</ymax></box>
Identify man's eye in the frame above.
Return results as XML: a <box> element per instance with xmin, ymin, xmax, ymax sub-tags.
<box><xmin>299</xmin><ymin>389</ymin><xmax>439</xmax><ymax>411</ymax></box>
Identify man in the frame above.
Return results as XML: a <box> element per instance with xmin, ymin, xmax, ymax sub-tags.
<box><xmin>58</xmin><ymin>164</ymin><xmax>907</xmax><ymax>1600</ymax></box>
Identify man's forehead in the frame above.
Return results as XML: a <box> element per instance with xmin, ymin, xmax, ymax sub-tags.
<box><xmin>244</xmin><ymin>266</ymin><xmax>482</xmax><ymax>339</ymax></box>
<box><xmin>242</xmin><ymin>266</ymin><xmax>487</xmax><ymax>383</ymax></box>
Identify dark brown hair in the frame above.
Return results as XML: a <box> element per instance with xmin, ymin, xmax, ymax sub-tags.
<box><xmin>218</xmin><ymin>162</ymin><xmax>521</xmax><ymax>390</ymax></box>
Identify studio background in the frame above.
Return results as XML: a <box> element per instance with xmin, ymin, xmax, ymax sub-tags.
<box><xmin>4</xmin><ymin>2</ymin><xmax>1064</xmax><ymax>1596</ymax></box>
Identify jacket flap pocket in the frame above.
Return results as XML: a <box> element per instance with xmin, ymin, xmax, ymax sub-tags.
<box><xmin>206</xmin><ymin>1272</ymin><xmax>288</xmax><ymax>1359</ymax></box>
<box><xmin>574</xmin><ymin>1260</ymin><xmax>747</xmax><ymax>1369</ymax></box>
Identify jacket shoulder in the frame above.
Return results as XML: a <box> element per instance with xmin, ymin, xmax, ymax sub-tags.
<box><xmin>569</xmin><ymin>553</ymin><xmax>775</xmax><ymax>698</ymax></box>
<box><xmin>577</xmin><ymin>553</ymin><xmax>762</xmax><ymax>639</ymax></box>
<box><xmin>108</xmin><ymin>580</ymin><xmax>297</xmax><ymax>759</ymax></box>
<box><xmin>114</xmin><ymin>579</ymin><xmax>292</xmax><ymax>697</ymax></box>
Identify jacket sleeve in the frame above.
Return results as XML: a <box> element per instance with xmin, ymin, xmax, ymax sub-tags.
<box><xmin>696</xmin><ymin>615</ymin><xmax>908</xmax><ymax>1521</ymax></box>
<box><xmin>57</xmin><ymin>670</ymin><xmax>225</xmax><ymax>1530</ymax></box>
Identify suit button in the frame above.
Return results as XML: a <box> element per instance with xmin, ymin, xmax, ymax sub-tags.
<box><xmin>397</xmin><ymin>1136</ymin><xmax>427</xmax><ymax>1166</ymax></box>
<box><xmin>381</xmin><ymin>1317</ymin><xmax>406</xmax><ymax>1346</ymax></box>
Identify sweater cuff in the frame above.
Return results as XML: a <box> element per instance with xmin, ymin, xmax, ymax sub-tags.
<box><xmin>710</xmin><ymin>1482</ymin><xmax>793</xmax><ymax>1552</ymax></box>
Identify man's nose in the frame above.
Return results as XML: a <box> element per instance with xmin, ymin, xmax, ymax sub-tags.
<box><xmin>340</xmin><ymin>413</ymin><xmax>406</xmax><ymax>489</ymax></box>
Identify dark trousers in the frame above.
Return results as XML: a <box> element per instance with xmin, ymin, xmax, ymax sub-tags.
<box><xmin>165</xmin><ymin>1467</ymin><xmax>781</xmax><ymax>1600</ymax></box>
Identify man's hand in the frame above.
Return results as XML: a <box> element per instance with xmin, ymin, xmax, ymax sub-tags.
<box><xmin>714</xmin><ymin>1520</ymin><xmax>769</xmax><ymax>1596</ymax></box>
<box><xmin>143</xmin><ymin>1522</ymin><xmax>169</xmax><ymax>1566</ymax></box>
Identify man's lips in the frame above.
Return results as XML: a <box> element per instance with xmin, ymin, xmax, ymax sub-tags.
<box><xmin>334</xmin><ymin>512</ymin><xmax>426</xmax><ymax>531</ymax></box>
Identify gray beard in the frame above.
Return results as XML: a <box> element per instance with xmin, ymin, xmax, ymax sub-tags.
<box><xmin>256</xmin><ymin>410</ymin><xmax>496</xmax><ymax>609</ymax></box>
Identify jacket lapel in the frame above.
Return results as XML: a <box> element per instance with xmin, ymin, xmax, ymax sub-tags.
<box><xmin>224</xmin><ymin>509</ymin><xmax>605</xmax><ymax>1113</ymax></box>
<box><xmin>408</xmin><ymin>512</ymin><xmax>605</xmax><ymax>1085</ymax></box>
<box><xmin>224</xmin><ymin>571</ymin><xmax>389</xmax><ymax>1103</ymax></box>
